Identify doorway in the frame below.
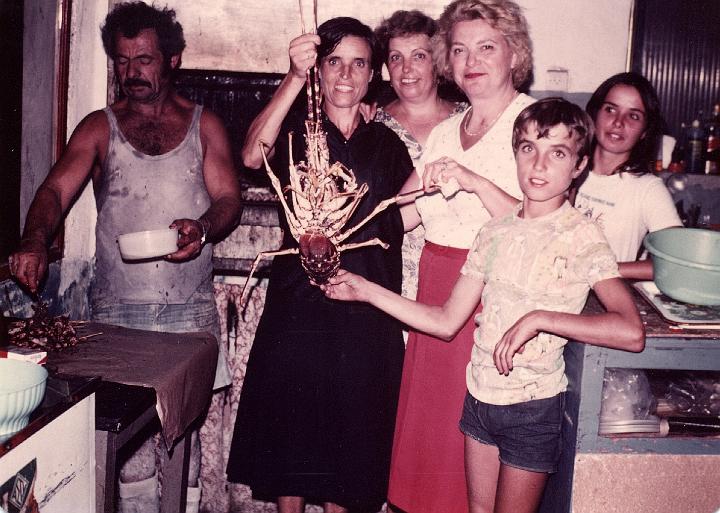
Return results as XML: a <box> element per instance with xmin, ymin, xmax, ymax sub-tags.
<box><xmin>0</xmin><ymin>0</ymin><xmax>23</xmax><ymax>262</ymax></box>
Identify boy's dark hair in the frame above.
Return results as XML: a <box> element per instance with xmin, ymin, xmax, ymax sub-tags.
<box><xmin>317</xmin><ymin>17</ymin><xmax>382</xmax><ymax>102</ymax></box>
<box><xmin>585</xmin><ymin>72</ymin><xmax>665</xmax><ymax>175</ymax></box>
<box><xmin>512</xmin><ymin>97</ymin><xmax>594</xmax><ymax>167</ymax></box>
<box><xmin>101</xmin><ymin>2</ymin><xmax>185</xmax><ymax>67</ymax></box>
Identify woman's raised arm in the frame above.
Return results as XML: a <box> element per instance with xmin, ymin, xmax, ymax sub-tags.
<box><xmin>241</xmin><ymin>33</ymin><xmax>320</xmax><ymax>169</ymax></box>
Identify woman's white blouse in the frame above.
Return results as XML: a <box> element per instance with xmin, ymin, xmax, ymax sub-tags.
<box><xmin>415</xmin><ymin>93</ymin><xmax>535</xmax><ymax>249</ymax></box>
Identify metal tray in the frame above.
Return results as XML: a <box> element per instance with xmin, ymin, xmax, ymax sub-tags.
<box><xmin>633</xmin><ymin>281</ymin><xmax>720</xmax><ymax>325</ymax></box>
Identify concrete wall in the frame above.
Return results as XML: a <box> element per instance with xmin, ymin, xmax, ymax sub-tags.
<box><xmin>62</xmin><ymin>1</ymin><xmax>107</xmax><ymax>263</ymax></box>
<box><xmin>175</xmin><ymin>0</ymin><xmax>633</xmax><ymax>95</ymax></box>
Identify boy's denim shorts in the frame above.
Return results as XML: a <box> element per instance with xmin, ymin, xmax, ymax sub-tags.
<box><xmin>459</xmin><ymin>391</ymin><xmax>564</xmax><ymax>473</ymax></box>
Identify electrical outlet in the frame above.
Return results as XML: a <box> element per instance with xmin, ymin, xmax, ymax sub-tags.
<box><xmin>546</xmin><ymin>68</ymin><xmax>569</xmax><ymax>92</ymax></box>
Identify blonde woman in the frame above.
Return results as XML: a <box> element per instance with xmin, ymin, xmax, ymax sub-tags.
<box><xmin>390</xmin><ymin>1</ymin><xmax>535</xmax><ymax>511</ymax></box>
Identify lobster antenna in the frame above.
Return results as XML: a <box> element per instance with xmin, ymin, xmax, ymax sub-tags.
<box><xmin>298</xmin><ymin>0</ymin><xmax>307</xmax><ymax>34</ymax></box>
<box><xmin>298</xmin><ymin>0</ymin><xmax>312</xmax><ymax>122</ymax></box>
<box><xmin>298</xmin><ymin>0</ymin><xmax>318</xmax><ymax>33</ymax></box>
<box><xmin>312</xmin><ymin>0</ymin><xmax>321</xmax><ymax>123</ymax></box>
<box><xmin>299</xmin><ymin>0</ymin><xmax>321</xmax><ymax>124</ymax></box>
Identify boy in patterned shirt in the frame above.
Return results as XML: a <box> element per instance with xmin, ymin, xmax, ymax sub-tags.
<box><xmin>322</xmin><ymin>98</ymin><xmax>645</xmax><ymax>513</ymax></box>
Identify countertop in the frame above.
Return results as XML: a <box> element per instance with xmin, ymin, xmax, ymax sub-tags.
<box><xmin>0</xmin><ymin>373</ymin><xmax>99</xmax><ymax>458</ymax></box>
<box><xmin>584</xmin><ymin>285</ymin><xmax>720</xmax><ymax>339</ymax></box>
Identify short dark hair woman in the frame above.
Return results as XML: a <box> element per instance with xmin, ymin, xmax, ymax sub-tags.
<box><xmin>227</xmin><ymin>16</ymin><xmax>414</xmax><ymax>513</ymax></box>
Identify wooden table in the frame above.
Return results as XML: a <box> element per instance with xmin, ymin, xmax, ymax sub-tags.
<box><xmin>94</xmin><ymin>381</ymin><xmax>191</xmax><ymax>513</ymax></box>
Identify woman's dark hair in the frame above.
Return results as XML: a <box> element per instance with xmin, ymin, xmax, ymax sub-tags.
<box><xmin>585</xmin><ymin>72</ymin><xmax>665</xmax><ymax>175</ymax></box>
<box><xmin>374</xmin><ymin>10</ymin><xmax>437</xmax><ymax>64</ymax></box>
<box><xmin>317</xmin><ymin>17</ymin><xmax>382</xmax><ymax>101</ymax></box>
<box><xmin>101</xmin><ymin>1</ymin><xmax>185</xmax><ymax>68</ymax></box>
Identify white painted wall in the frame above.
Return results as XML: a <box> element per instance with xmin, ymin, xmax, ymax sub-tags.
<box><xmin>57</xmin><ymin>1</ymin><xmax>107</xmax><ymax>298</ymax></box>
<box><xmin>58</xmin><ymin>0</ymin><xmax>633</xmax><ymax>264</ymax></box>
<box><xmin>522</xmin><ymin>0</ymin><xmax>632</xmax><ymax>92</ymax></box>
<box><xmin>175</xmin><ymin>0</ymin><xmax>633</xmax><ymax>93</ymax></box>
<box><xmin>62</xmin><ymin>1</ymin><xmax>107</xmax><ymax>262</ymax></box>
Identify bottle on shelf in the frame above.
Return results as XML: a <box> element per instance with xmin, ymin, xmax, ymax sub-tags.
<box><xmin>654</xmin><ymin>138</ymin><xmax>664</xmax><ymax>172</ymax></box>
<box><xmin>704</xmin><ymin>103</ymin><xmax>720</xmax><ymax>175</ymax></box>
<box><xmin>668</xmin><ymin>122</ymin><xmax>686</xmax><ymax>173</ymax></box>
<box><xmin>686</xmin><ymin>118</ymin><xmax>706</xmax><ymax>174</ymax></box>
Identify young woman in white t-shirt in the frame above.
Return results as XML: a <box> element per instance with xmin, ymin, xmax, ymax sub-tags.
<box><xmin>574</xmin><ymin>72</ymin><xmax>682</xmax><ymax>280</ymax></box>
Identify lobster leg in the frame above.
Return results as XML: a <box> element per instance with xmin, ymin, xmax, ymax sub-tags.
<box><xmin>321</xmin><ymin>183</ymin><xmax>369</xmax><ymax>232</ymax></box>
<box><xmin>260</xmin><ymin>141</ymin><xmax>304</xmax><ymax>241</ymax></box>
<box><xmin>337</xmin><ymin>237</ymin><xmax>390</xmax><ymax>253</ymax></box>
<box><xmin>240</xmin><ymin>247</ymin><xmax>300</xmax><ymax>308</ymax></box>
<box><xmin>335</xmin><ymin>188</ymin><xmax>425</xmax><ymax>244</ymax></box>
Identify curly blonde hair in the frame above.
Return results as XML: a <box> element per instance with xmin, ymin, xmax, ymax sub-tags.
<box><xmin>433</xmin><ymin>0</ymin><xmax>533</xmax><ymax>89</ymax></box>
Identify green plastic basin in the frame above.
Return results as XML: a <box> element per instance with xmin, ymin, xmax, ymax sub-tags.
<box><xmin>644</xmin><ymin>227</ymin><xmax>720</xmax><ymax>306</ymax></box>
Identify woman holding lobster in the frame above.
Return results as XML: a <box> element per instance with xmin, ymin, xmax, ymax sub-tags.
<box><xmin>227</xmin><ymin>16</ymin><xmax>413</xmax><ymax>513</ymax></box>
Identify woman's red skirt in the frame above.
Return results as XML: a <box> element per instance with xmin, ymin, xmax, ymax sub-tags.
<box><xmin>388</xmin><ymin>241</ymin><xmax>481</xmax><ymax>513</ymax></box>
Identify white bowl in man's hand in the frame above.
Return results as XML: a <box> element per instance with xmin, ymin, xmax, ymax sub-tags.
<box><xmin>117</xmin><ymin>228</ymin><xmax>179</xmax><ymax>260</ymax></box>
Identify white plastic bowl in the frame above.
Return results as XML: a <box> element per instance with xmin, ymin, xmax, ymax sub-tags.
<box><xmin>117</xmin><ymin>228</ymin><xmax>179</xmax><ymax>260</ymax></box>
<box><xmin>0</xmin><ymin>359</ymin><xmax>48</xmax><ymax>441</ymax></box>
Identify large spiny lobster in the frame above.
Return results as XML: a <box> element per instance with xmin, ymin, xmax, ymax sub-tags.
<box><xmin>239</xmin><ymin>0</ymin><xmax>421</xmax><ymax>306</ymax></box>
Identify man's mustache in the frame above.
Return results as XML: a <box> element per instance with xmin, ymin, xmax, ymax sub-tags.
<box><xmin>123</xmin><ymin>78</ymin><xmax>152</xmax><ymax>88</ymax></box>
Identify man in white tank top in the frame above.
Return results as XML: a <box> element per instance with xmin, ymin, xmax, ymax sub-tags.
<box><xmin>9</xmin><ymin>3</ymin><xmax>242</xmax><ymax>512</ymax></box>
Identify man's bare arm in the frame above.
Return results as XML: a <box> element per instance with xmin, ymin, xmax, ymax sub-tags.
<box><xmin>9</xmin><ymin>111</ymin><xmax>106</xmax><ymax>291</ymax></box>
<box><xmin>168</xmin><ymin>110</ymin><xmax>242</xmax><ymax>261</ymax></box>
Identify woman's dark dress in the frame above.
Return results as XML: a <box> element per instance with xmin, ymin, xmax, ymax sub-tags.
<box><xmin>227</xmin><ymin>109</ymin><xmax>413</xmax><ymax>511</ymax></box>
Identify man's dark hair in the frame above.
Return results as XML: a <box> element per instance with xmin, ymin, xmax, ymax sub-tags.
<box><xmin>101</xmin><ymin>2</ymin><xmax>185</xmax><ymax>64</ymax></box>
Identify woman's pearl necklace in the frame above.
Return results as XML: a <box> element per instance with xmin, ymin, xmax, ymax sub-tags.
<box><xmin>462</xmin><ymin>91</ymin><xmax>519</xmax><ymax>138</ymax></box>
